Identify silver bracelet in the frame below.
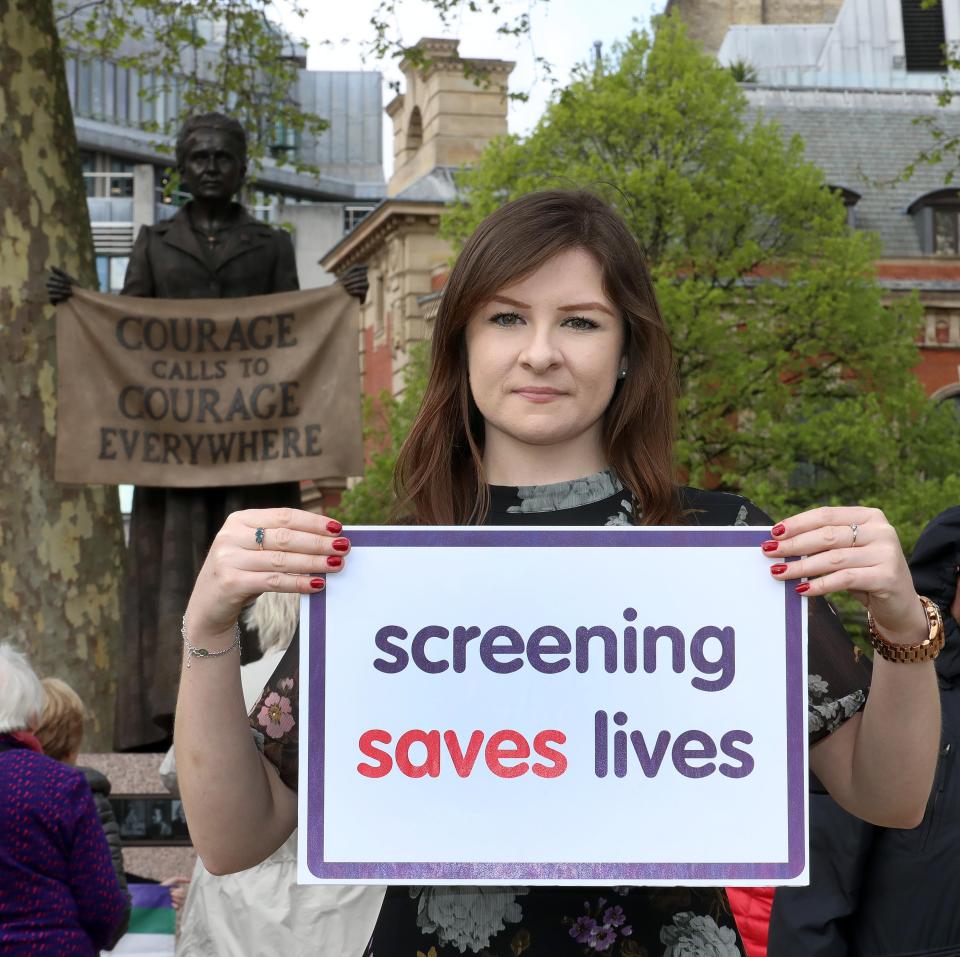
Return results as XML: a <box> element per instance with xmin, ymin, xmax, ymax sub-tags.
<box><xmin>181</xmin><ymin>615</ymin><xmax>241</xmax><ymax>668</ymax></box>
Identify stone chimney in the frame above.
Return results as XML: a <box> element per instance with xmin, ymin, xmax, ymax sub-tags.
<box><xmin>385</xmin><ymin>37</ymin><xmax>515</xmax><ymax>197</ymax></box>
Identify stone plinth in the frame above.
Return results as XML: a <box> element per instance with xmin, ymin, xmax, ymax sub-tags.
<box><xmin>79</xmin><ymin>751</ymin><xmax>197</xmax><ymax>883</ymax></box>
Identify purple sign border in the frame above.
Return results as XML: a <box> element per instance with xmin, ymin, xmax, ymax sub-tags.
<box><xmin>306</xmin><ymin>527</ymin><xmax>806</xmax><ymax>881</ymax></box>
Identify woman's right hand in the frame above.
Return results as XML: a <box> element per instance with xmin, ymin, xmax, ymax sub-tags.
<box><xmin>183</xmin><ymin>507</ymin><xmax>350</xmax><ymax>642</ymax></box>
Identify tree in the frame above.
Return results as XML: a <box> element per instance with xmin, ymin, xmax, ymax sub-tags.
<box><xmin>0</xmin><ymin>0</ymin><xmax>124</xmax><ymax>748</ymax></box>
<box><xmin>337</xmin><ymin>341</ymin><xmax>430</xmax><ymax>524</ymax></box>
<box><xmin>444</xmin><ymin>17</ymin><xmax>960</xmax><ymax>551</ymax></box>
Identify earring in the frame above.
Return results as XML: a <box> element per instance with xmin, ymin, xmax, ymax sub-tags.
<box><xmin>617</xmin><ymin>366</ymin><xmax>627</xmax><ymax>380</ymax></box>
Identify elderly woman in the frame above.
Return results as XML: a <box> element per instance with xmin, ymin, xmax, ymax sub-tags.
<box><xmin>0</xmin><ymin>644</ymin><xmax>128</xmax><ymax>955</ymax></box>
<box><xmin>35</xmin><ymin>676</ymin><xmax>130</xmax><ymax>920</ymax></box>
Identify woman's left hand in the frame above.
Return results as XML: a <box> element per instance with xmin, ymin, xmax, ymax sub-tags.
<box><xmin>764</xmin><ymin>506</ymin><xmax>928</xmax><ymax>646</ymax></box>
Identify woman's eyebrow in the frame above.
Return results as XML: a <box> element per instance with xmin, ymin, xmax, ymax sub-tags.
<box><xmin>490</xmin><ymin>295</ymin><xmax>530</xmax><ymax>308</ymax></box>
<box><xmin>559</xmin><ymin>301</ymin><xmax>617</xmax><ymax>317</ymax></box>
<box><xmin>489</xmin><ymin>295</ymin><xmax>616</xmax><ymax>317</ymax></box>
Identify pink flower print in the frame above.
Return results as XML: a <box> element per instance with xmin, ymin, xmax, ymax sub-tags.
<box><xmin>278</xmin><ymin>677</ymin><xmax>295</xmax><ymax>693</ymax></box>
<box><xmin>258</xmin><ymin>692</ymin><xmax>294</xmax><ymax>739</ymax></box>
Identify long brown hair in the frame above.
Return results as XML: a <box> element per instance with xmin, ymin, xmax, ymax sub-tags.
<box><xmin>394</xmin><ymin>189</ymin><xmax>680</xmax><ymax>525</ymax></box>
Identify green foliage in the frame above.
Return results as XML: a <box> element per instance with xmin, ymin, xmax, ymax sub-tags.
<box><xmin>727</xmin><ymin>58</ymin><xmax>757</xmax><ymax>83</ymax></box>
<box><xmin>444</xmin><ymin>16</ymin><xmax>960</xmax><ymax>534</ymax></box>
<box><xmin>337</xmin><ymin>341</ymin><xmax>431</xmax><ymax>524</ymax></box>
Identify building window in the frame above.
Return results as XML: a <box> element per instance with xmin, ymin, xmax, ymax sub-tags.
<box><xmin>247</xmin><ymin>189</ymin><xmax>280</xmax><ymax>223</ymax></box>
<box><xmin>932</xmin><ymin>385</ymin><xmax>960</xmax><ymax>421</ymax></box>
<box><xmin>77</xmin><ymin>59</ymin><xmax>92</xmax><ymax>116</ymax></box>
<box><xmin>407</xmin><ymin>107</ymin><xmax>423</xmax><ymax>152</ymax></box>
<box><xmin>908</xmin><ymin>189</ymin><xmax>960</xmax><ymax>255</ymax></box>
<box><xmin>933</xmin><ymin>208</ymin><xmax>959</xmax><ymax>255</ymax></box>
<box><xmin>96</xmin><ymin>255</ymin><xmax>130</xmax><ymax>293</ymax></box>
<box><xmin>829</xmin><ymin>185</ymin><xmax>861</xmax><ymax>229</ymax></box>
<box><xmin>155</xmin><ymin>167</ymin><xmax>191</xmax><ymax>220</ymax></box>
<box><xmin>343</xmin><ymin>205</ymin><xmax>375</xmax><ymax>234</ymax></box>
<box><xmin>901</xmin><ymin>0</ymin><xmax>946</xmax><ymax>72</ymax></box>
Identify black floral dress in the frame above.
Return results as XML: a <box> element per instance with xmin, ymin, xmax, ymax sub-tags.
<box><xmin>249</xmin><ymin>472</ymin><xmax>871</xmax><ymax>957</ymax></box>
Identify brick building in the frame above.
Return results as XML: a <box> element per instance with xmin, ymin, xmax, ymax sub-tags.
<box><xmin>706</xmin><ymin>0</ymin><xmax>960</xmax><ymax>412</ymax></box>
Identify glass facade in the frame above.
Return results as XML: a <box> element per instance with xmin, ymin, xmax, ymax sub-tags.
<box><xmin>63</xmin><ymin>52</ymin><xmax>299</xmax><ymax>160</ymax></box>
<box><xmin>66</xmin><ymin>55</ymin><xmax>164</xmax><ymax>131</ymax></box>
<box><xmin>95</xmin><ymin>255</ymin><xmax>130</xmax><ymax>293</ymax></box>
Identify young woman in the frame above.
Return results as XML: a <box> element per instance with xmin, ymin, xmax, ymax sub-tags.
<box><xmin>175</xmin><ymin>191</ymin><xmax>941</xmax><ymax>955</ymax></box>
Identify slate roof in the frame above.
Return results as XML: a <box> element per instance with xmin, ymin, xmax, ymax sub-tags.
<box><xmin>744</xmin><ymin>87</ymin><xmax>960</xmax><ymax>258</ymax></box>
<box><xmin>393</xmin><ymin>166</ymin><xmax>461</xmax><ymax>203</ymax></box>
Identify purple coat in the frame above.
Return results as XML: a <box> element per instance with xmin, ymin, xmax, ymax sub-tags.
<box><xmin>0</xmin><ymin>734</ymin><xmax>128</xmax><ymax>955</ymax></box>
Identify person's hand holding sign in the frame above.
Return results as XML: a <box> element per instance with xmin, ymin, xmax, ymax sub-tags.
<box><xmin>183</xmin><ymin>507</ymin><xmax>350</xmax><ymax>646</ymax></box>
<box><xmin>177</xmin><ymin>506</ymin><xmax>348</xmax><ymax>875</ymax></box>
<box><xmin>764</xmin><ymin>506</ymin><xmax>929</xmax><ymax>647</ymax></box>
<box><xmin>764</xmin><ymin>505</ymin><xmax>940</xmax><ymax>829</ymax></box>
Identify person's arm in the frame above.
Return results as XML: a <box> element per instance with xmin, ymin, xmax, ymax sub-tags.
<box><xmin>92</xmin><ymin>786</ymin><xmax>130</xmax><ymax>899</ymax></box>
<box><xmin>271</xmin><ymin>229</ymin><xmax>299</xmax><ymax>292</ymax></box>
<box><xmin>175</xmin><ymin>506</ymin><xmax>347</xmax><ymax>874</ymax></box>
<box><xmin>768</xmin><ymin>506</ymin><xmax>939</xmax><ymax>827</ymax></box>
<box><xmin>768</xmin><ymin>787</ymin><xmax>876</xmax><ymax>955</ymax></box>
<box><xmin>121</xmin><ymin>225</ymin><xmax>155</xmax><ymax>297</ymax></box>
<box><xmin>64</xmin><ymin>774</ymin><xmax>130</xmax><ymax>950</ymax></box>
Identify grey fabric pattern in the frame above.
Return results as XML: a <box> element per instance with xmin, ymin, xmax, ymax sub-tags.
<box><xmin>506</xmin><ymin>469</ymin><xmax>624</xmax><ymax>514</ymax></box>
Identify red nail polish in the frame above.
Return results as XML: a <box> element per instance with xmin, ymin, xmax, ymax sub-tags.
<box><xmin>761</xmin><ymin>540</ymin><xmax>779</xmax><ymax>553</ymax></box>
<box><xmin>771</xmin><ymin>523</ymin><xmax>786</xmax><ymax>537</ymax></box>
<box><xmin>332</xmin><ymin>538</ymin><xmax>350</xmax><ymax>552</ymax></box>
<box><xmin>310</xmin><ymin>578</ymin><xmax>325</xmax><ymax>590</ymax></box>
<box><xmin>327</xmin><ymin>556</ymin><xmax>343</xmax><ymax>568</ymax></box>
<box><xmin>770</xmin><ymin>564</ymin><xmax>788</xmax><ymax>575</ymax></box>
<box><xmin>795</xmin><ymin>582</ymin><xmax>810</xmax><ymax>594</ymax></box>
<box><xmin>327</xmin><ymin>520</ymin><xmax>343</xmax><ymax>534</ymax></box>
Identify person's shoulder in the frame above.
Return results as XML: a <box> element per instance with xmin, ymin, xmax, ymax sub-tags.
<box><xmin>145</xmin><ymin>205</ymin><xmax>192</xmax><ymax>235</ymax></box>
<box><xmin>79</xmin><ymin>765</ymin><xmax>112</xmax><ymax>796</ymax></box>
<box><xmin>679</xmin><ymin>486</ymin><xmax>773</xmax><ymax>527</ymax></box>
<box><xmin>234</xmin><ymin>207</ymin><xmax>289</xmax><ymax>242</ymax></box>
<box><xmin>2</xmin><ymin>749</ymin><xmax>88</xmax><ymax>790</ymax></box>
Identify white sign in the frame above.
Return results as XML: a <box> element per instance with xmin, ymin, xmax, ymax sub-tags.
<box><xmin>298</xmin><ymin>527</ymin><xmax>808</xmax><ymax>885</ymax></box>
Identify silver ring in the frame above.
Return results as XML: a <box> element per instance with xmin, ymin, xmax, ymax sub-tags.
<box><xmin>850</xmin><ymin>523</ymin><xmax>859</xmax><ymax>547</ymax></box>
<box><xmin>255</xmin><ymin>527</ymin><xmax>265</xmax><ymax>550</ymax></box>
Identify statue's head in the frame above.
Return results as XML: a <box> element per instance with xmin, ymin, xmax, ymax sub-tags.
<box><xmin>175</xmin><ymin>112</ymin><xmax>247</xmax><ymax>202</ymax></box>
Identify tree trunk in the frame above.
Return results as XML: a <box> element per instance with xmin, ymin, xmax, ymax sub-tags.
<box><xmin>0</xmin><ymin>0</ymin><xmax>124</xmax><ymax>749</ymax></box>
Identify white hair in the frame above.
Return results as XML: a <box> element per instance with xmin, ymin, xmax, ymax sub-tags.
<box><xmin>242</xmin><ymin>592</ymin><xmax>299</xmax><ymax>655</ymax></box>
<box><xmin>0</xmin><ymin>643</ymin><xmax>46</xmax><ymax>733</ymax></box>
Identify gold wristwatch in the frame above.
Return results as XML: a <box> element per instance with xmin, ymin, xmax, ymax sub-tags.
<box><xmin>868</xmin><ymin>596</ymin><xmax>944</xmax><ymax>663</ymax></box>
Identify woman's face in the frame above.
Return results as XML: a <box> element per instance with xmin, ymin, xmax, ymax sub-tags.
<box><xmin>465</xmin><ymin>247</ymin><xmax>624</xmax><ymax>466</ymax></box>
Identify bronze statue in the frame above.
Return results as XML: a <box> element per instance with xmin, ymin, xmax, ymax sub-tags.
<box><xmin>50</xmin><ymin>113</ymin><xmax>366</xmax><ymax>750</ymax></box>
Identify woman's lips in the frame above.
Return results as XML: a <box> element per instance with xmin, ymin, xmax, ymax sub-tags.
<box><xmin>513</xmin><ymin>387</ymin><xmax>566</xmax><ymax>403</ymax></box>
